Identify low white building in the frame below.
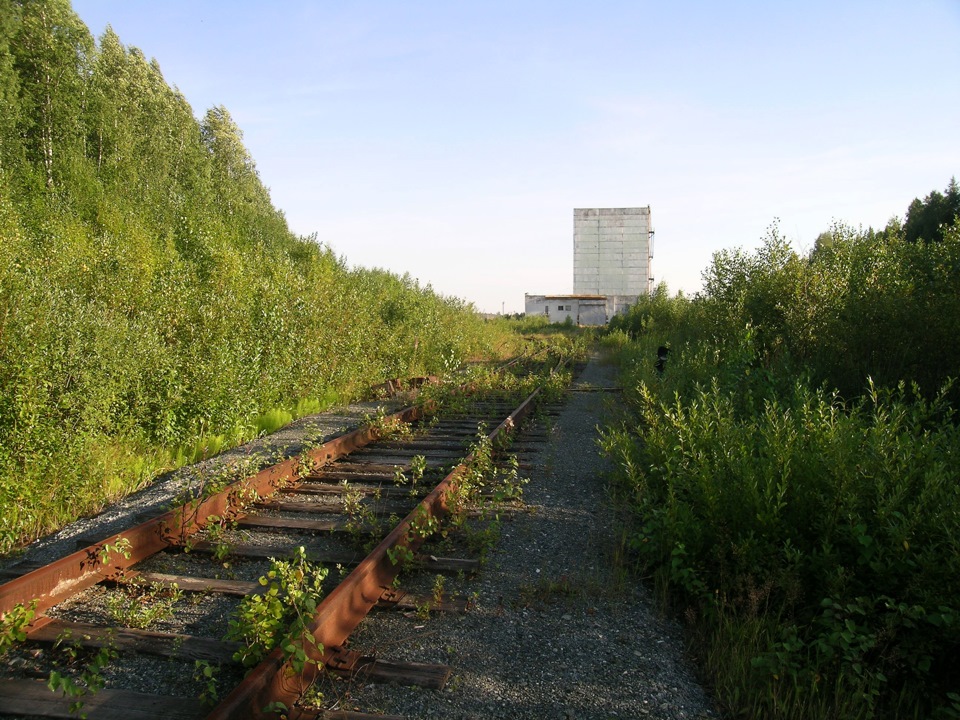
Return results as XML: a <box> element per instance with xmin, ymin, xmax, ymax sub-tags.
<box><xmin>524</xmin><ymin>294</ymin><xmax>637</xmax><ymax>326</ymax></box>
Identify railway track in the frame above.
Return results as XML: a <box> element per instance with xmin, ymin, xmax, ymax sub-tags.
<box><xmin>0</xmin><ymin>361</ymin><xmax>568</xmax><ymax>719</ymax></box>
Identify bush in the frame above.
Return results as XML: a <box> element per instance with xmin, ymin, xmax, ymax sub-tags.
<box><xmin>0</xmin><ymin>8</ymin><xmax>520</xmax><ymax>552</ymax></box>
<box><xmin>602</xmin><ymin>214</ymin><xmax>960</xmax><ymax>718</ymax></box>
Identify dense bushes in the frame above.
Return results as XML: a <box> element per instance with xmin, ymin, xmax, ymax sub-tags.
<box><xmin>603</xmin><ymin>212</ymin><xmax>960</xmax><ymax>718</ymax></box>
<box><xmin>0</xmin><ymin>2</ymin><xmax>513</xmax><ymax>552</ymax></box>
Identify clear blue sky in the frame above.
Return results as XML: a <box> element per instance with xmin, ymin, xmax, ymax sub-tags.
<box><xmin>71</xmin><ymin>1</ymin><xmax>960</xmax><ymax>314</ymax></box>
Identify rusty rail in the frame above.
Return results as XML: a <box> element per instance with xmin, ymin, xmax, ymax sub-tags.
<box><xmin>0</xmin><ymin>405</ymin><xmax>424</xmax><ymax>618</ymax></box>
<box><xmin>206</xmin><ymin>387</ymin><xmax>542</xmax><ymax>718</ymax></box>
<box><xmin>0</xmin><ymin>369</ymin><xmax>546</xmax><ymax>718</ymax></box>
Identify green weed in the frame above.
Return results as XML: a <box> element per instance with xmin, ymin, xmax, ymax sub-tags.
<box><xmin>46</xmin><ymin>631</ymin><xmax>117</xmax><ymax>719</ymax></box>
<box><xmin>105</xmin><ymin>578</ymin><xmax>183</xmax><ymax>629</ymax></box>
<box><xmin>224</xmin><ymin>546</ymin><xmax>327</xmax><ymax>671</ymax></box>
<box><xmin>0</xmin><ymin>602</ymin><xmax>36</xmax><ymax>657</ymax></box>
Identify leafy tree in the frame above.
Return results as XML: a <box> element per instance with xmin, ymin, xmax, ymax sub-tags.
<box><xmin>904</xmin><ymin>177</ymin><xmax>960</xmax><ymax>243</ymax></box>
<box><xmin>201</xmin><ymin>105</ymin><xmax>271</xmax><ymax>214</ymax></box>
<box><xmin>0</xmin><ymin>2</ymin><xmax>23</xmax><ymax>174</ymax></box>
<box><xmin>9</xmin><ymin>0</ymin><xmax>92</xmax><ymax>189</ymax></box>
<box><xmin>85</xmin><ymin>26</ymin><xmax>139</xmax><ymax>185</ymax></box>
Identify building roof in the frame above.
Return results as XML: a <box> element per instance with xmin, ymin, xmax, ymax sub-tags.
<box><xmin>525</xmin><ymin>294</ymin><xmax>607</xmax><ymax>300</ymax></box>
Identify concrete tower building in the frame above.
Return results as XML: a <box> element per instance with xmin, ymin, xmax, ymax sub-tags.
<box><xmin>524</xmin><ymin>205</ymin><xmax>653</xmax><ymax>325</ymax></box>
<box><xmin>573</xmin><ymin>207</ymin><xmax>653</xmax><ymax>296</ymax></box>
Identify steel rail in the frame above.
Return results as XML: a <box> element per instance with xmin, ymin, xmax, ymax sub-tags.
<box><xmin>206</xmin><ymin>386</ymin><xmax>543</xmax><ymax>719</ymax></box>
<box><xmin>0</xmin><ymin>361</ymin><xmax>547</xmax><ymax>718</ymax></box>
<box><xmin>0</xmin><ymin>405</ymin><xmax>425</xmax><ymax>618</ymax></box>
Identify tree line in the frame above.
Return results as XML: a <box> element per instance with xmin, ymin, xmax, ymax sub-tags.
<box><xmin>0</xmin><ymin>0</ymin><xmax>509</xmax><ymax>552</ymax></box>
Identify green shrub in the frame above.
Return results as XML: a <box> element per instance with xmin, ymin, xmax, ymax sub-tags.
<box><xmin>602</xmin><ymin>209</ymin><xmax>960</xmax><ymax>718</ymax></box>
<box><xmin>0</xmin><ymin>7</ymin><xmax>521</xmax><ymax>552</ymax></box>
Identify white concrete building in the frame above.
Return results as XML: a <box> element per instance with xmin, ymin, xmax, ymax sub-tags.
<box><xmin>524</xmin><ymin>206</ymin><xmax>653</xmax><ymax>326</ymax></box>
<box><xmin>524</xmin><ymin>294</ymin><xmax>637</xmax><ymax>325</ymax></box>
<box><xmin>574</xmin><ymin>206</ymin><xmax>653</xmax><ymax>296</ymax></box>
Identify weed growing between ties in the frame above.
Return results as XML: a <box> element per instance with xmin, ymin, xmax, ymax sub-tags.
<box><xmin>443</xmin><ymin>427</ymin><xmax>503</xmax><ymax>526</ymax></box>
<box><xmin>193</xmin><ymin>659</ymin><xmax>222</xmax><ymax>707</ymax></box>
<box><xmin>0</xmin><ymin>602</ymin><xmax>36</xmax><ymax>658</ymax></box>
<box><xmin>46</xmin><ymin>631</ymin><xmax>118</xmax><ymax>719</ymax></box>
<box><xmin>377</xmin><ymin>336</ymin><xmax>573</xmax><ymax>584</ymax></box>
<box><xmin>342</xmin><ymin>481</ymin><xmax>385</xmax><ymax>553</ymax></box>
<box><xmin>601</xmin><ymin>219</ymin><xmax>960</xmax><ymax>719</ymax></box>
<box><xmin>379</xmin><ymin>421</ymin><xmax>532</xmax><ymax>601</ymax></box>
<box><xmin>225</xmin><ymin>547</ymin><xmax>327</xmax><ymax>671</ymax></box>
<box><xmin>361</xmin><ymin>406</ymin><xmax>416</xmax><ymax>441</ymax></box>
<box><xmin>105</xmin><ymin>578</ymin><xmax>183</xmax><ymax>629</ymax></box>
<box><xmin>399</xmin><ymin>453</ymin><xmax>428</xmax><ymax>497</ymax></box>
<box><xmin>1</xmin><ymin>602</ymin><xmax>121</xmax><ymax>718</ymax></box>
<box><xmin>416</xmin><ymin>426</ymin><xmax>528</xmax><ymax>571</ymax></box>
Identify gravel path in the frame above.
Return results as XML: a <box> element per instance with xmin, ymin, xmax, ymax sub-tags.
<box><xmin>338</xmin><ymin>354</ymin><xmax>718</xmax><ymax>719</ymax></box>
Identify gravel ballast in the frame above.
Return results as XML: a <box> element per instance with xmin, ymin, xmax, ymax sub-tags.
<box><xmin>335</xmin><ymin>355</ymin><xmax>718</xmax><ymax>719</ymax></box>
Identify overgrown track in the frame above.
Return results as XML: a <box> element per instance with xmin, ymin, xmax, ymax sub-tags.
<box><xmin>0</xmin><ymin>369</ymin><xmax>560</xmax><ymax>719</ymax></box>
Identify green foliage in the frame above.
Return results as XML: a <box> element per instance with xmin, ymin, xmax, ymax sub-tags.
<box><xmin>386</xmin><ymin>543</ymin><xmax>415</xmax><ymax>568</ymax></box>
<box><xmin>603</xmin><ymin>208</ymin><xmax>960</xmax><ymax>718</ymax></box>
<box><xmin>605</xmin><ymin>377</ymin><xmax>960</xmax><ymax>715</ymax></box>
<box><xmin>224</xmin><ymin>546</ymin><xmax>327</xmax><ymax>670</ymax></box>
<box><xmin>193</xmin><ymin>660</ymin><xmax>221</xmax><ymax>707</ymax></box>
<box><xmin>608</xmin><ymin>282</ymin><xmax>694</xmax><ymax>343</ymax></box>
<box><xmin>254</xmin><ymin>408</ymin><xmax>293</xmax><ymax>437</ymax></box>
<box><xmin>0</xmin><ymin>2</ymin><xmax>520</xmax><ymax>553</ymax></box>
<box><xmin>97</xmin><ymin>536</ymin><xmax>131</xmax><ymax>566</ymax></box>
<box><xmin>609</xmin><ymin>215</ymin><xmax>960</xmax><ymax>404</ymax></box>
<box><xmin>105</xmin><ymin>578</ymin><xmax>183</xmax><ymax>629</ymax></box>
<box><xmin>341</xmin><ymin>482</ymin><xmax>383</xmax><ymax>550</ymax></box>
<box><xmin>46</xmin><ymin>631</ymin><xmax>117</xmax><ymax>719</ymax></box>
<box><xmin>904</xmin><ymin>177</ymin><xmax>960</xmax><ymax>243</ymax></box>
<box><xmin>447</xmin><ymin>426</ymin><xmax>496</xmax><ymax>525</ymax></box>
<box><xmin>0</xmin><ymin>601</ymin><xmax>35</xmax><ymax>657</ymax></box>
<box><xmin>418</xmin><ymin>344</ymin><xmax>578</xmax><ymax>417</ymax></box>
<box><xmin>203</xmin><ymin>517</ymin><xmax>234</xmax><ymax>564</ymax></box>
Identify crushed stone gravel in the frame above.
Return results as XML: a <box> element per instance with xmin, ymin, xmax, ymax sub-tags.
<box><xmin>321</xmin><ymin>354</ymin><xmax>719</xmax><ymax>719</ymax></box>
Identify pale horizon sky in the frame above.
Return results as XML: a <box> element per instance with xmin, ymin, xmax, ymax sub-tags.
<box><xmin>71</xmin><ymin>1</ymin><xmax>960</xmax><ymax>314</ymax></box>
